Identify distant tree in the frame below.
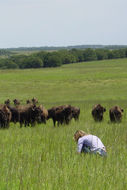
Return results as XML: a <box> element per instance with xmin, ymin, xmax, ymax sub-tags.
<box><xmin>44</xmin><ymin>54</ymin><xmax>62</xmax><ymax>67</ymax></box>
<box><xmin>83</xmin><ymin>49</ymin><xmax>97</xmax><ymax>61</ymax></box>
<box><xmin>125</xmin><ymin>48</ymin><xmax>127</xmax><ymax>57</ymax></box>
<box><xmin>6</xmin><ymin>61</ymin><xmax>19</xmax><ymax>69</ymax></box>
<box><xmin>19</xmin><ymin>56</ymin><xmax>43</xmax><ymax>69</ymax></box>
<box><xmin>10</xmin><ymin>55</ymin><xmax>28</xmax><ymax>67</ymax></box>
<box><xmin>95</xmin><ymin>49</ymin><xmax>108</xmax><ymax>60</ymax></box>
<box><xmin>35</xmin><ymin>51</ymin><xmax>47</xmax><ymax>62</ymax></box>
<box><xmin>107</xmin><ymin>50</ymin><xmax>114</xmax><ymax>59</ymax></box>
<box><xmin>69</xmin><ymin>49</ymin><xmax>84</xmax><ymax>62</ymax></box>
<box><xmin>56</xmin><ymin>49</ymin><xmax>77</xmax><ymax>64</ymax></box>
<box><xmin>62</xmin><ymin>54</ymin><xmax>77</xmax><ymax>64</ymax></box>
<box><xmin>0</xmin><ymin>59</ymin><xmax>18</xmax><ymax>69</ymax></box>
<box><xmin>117</xmin><ymin>49</ymin><xmax>126</xmax><ymax>58</ymax></box>
<box><xmin>110</xmin><ymin>49</ymin><xmax>126</xmax><ymax>59</ymax></box>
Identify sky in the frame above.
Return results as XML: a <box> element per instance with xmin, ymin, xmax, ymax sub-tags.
<box><xmin>0</xmin><ymin>0</ymin><xmax>127</xmax><ymax>48</ymax></box>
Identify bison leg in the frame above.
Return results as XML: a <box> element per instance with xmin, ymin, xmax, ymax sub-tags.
<box><xmin>57</xmin><ymin>121</ymin><xmax>60</xmax><ymax>127</ymax></box>
<box><xmin>53</xmin><ymin>118</ymin><xmax>56</xmax><ymax>127</ymax></box>
<box><xmin>43</xmin><ymin>119</ymin><xmax>46</xmax><ymax>124</ymax></box>
<box><xmin>20</xmin><ymin>122</ymin><xmax>23</xmax><ymax>128</ymax></box>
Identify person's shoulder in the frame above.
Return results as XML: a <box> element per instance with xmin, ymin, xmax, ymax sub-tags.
<box><xmin>78</xmin><ymin>136</ymin><xmax>84</xmax><ymax>143</ymax></box>
<box><xmin>78</xmin><ymin>135</ymin><xmax>88</xmax><ymax>143</ymax></box>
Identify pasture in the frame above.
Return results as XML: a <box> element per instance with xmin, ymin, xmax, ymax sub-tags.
<box><xmin>0</xmin><ymin>58</ymin><xmax>127</xmax><ymax>190</ymax></box>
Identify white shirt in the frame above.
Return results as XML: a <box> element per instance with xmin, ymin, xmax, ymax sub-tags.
<box><xmin>77</xmin><ymin>135</ymin><xmax>106</xmax><ymax>153</ymax></box>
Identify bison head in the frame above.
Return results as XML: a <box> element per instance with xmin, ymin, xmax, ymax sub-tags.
<box><xmin>26</xmin><ymin>99</ymin><xmax>32</xmax><ymax>104</ymax></box>
<box><xmin>13</xmin><ymin>99</ymin><xmax>20</xmax><ymax>106</ymax></box>
<box><xmin>4</xmin><ymin>99</ymin><xmax>11</xmax><ymax>106</ymax></box>
<box><xmin>31</xmin><ymin>97</ymin><xmax>38</xmax><ymax>105</ymax></box>
<box><xmin>31</xmin><ymin>105</ymin><xmax>42</xmax><ymax>123</ymax></box>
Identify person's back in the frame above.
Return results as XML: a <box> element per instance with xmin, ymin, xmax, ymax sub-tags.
<box><xmin>78</xmin><ymin>135</ymin><xmax>106</xmax><ymax>152</ymax></box>
<box><xmin>74</xmin><ymin>130</ymin><xmax>107</xmax><ymax>156</ymax></box>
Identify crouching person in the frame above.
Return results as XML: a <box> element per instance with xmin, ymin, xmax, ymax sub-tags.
<box><xmin>74</xmin><ymin>130</ymin><xmax>107</xmax><ymax>156</ymax></box>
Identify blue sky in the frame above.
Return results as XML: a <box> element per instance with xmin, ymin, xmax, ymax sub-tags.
<box><xmin>0</xmin><ymin>0</ymin><xmax>127</xmax><ymax>48</ymax></box>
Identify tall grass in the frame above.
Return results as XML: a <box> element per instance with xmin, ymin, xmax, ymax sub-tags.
<box><xmin>0</xmin><ymin>59</ymin><xmax>127</xmax><ymax>189</ymax></box>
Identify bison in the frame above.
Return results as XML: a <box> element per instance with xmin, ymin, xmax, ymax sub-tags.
<box><xmin>109</xmin><ymin>106</ymin><xmax>124</xmax><ymax>122</ymax></box>
<box><xmin>48</xmin><ymin>105</ymin><xmax>73</xmax><ymax>126</ymax></box>
<box><xmin>71</xmin><ymin>106</ymin><xmax>80</xmax><ymax>121</ymax></box>
<box><xmin>47</xmin><ymin>105</ymin><xmax>67</xmax><ymax>126</ymax></box>
<box><xmin>7</xmin><ymin>105</ymin><xmax>20</xmax><ymax>124</ymax></box>
<box><xmin>92</xmin><ymin>104</ymin><xmax>106</xmax><ymax>122</ymax></box>
<box><xmin>17</xmin><ymin>104</ymin><xmax>42</xmax><ymax>127</ymax></box>
<box><xmin>0</xmin><ymin>105</ymin><xmax>12</xmax><ymax>128</ymax></box>
<box><xmin>38</xmin><ymin>105</ymin><xmax>48</xmax><ymax>124</ymax></box>
<box><xmin>0</xmin><ymin>109</ymin><xmax>8</xmax><ymax>128</ymax></box>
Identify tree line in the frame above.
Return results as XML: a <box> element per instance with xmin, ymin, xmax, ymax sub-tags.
<box><xmin>0</xmin><ymin>48</ymin><xmax>127</xmax><ymax>69</ymax></box>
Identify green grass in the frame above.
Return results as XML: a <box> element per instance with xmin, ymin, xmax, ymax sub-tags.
<box><xmin>0</xmin><ymin>58</ymin><xmax>127</xmax><ymax>190</ymax></box>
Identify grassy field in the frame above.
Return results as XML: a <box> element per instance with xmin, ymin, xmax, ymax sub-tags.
<box><xmin>0</xmin><ymin>58</ymin><xmax>127</xmax><ymax>190</ymax></box>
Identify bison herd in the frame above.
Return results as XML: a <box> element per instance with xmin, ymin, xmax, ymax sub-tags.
<box><xmin>0</xmin><ymin>99</ymin><xmax>124</xmax><ymax>129</ymax></box>
<box><xmin>0</xmin><ymin>98</ymin><xmax>80</xmax><ymax>128</ymax></box>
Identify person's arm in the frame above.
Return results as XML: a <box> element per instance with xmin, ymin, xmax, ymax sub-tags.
<box><xmin>77</xmin><ymin>140</ymin><xmax>84</xmax><ymax>153</ymax></box>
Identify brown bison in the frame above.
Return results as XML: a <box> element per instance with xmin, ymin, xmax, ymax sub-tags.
<box><xmin>48</xmin><ymin>106</ymin><xmax>62</xmax><ymax>126</ymax></box>
<box><xmin>48</xmin><ymin>105</ymin><xmax>73</xmax><ymax>126</ymax></box>
<box><xmin>17</xmin><ymin>104</ymin><xmax>42</xmax><ymax>127</ymax></box>
<box><xmin>92</xmin><ymin>104</ymin><xmax>106</xmax><ymax>121</ymax></box>
<box><xmin>7</xmin><ymin>105</ymin><xmax>20</xmax><ymax>124</ymax></box>
<box><xmin>38</xmin><ymin>105</ymin><xmax>48</xmax><ymax>124</ymax></box>
<box><xmin>0</xmin><ymin>105</ymin><xmax>12</xmax><ymax>128</ymax></box>
<box><xmin>0</xmin><ymin>109</ymin><xmax>8</xmax><ymax>128</ymax></box>
<box><xmin>5</xmin><ymin>100</ymin><xmax>20</xmax><ymax>124</ymax></box>
<box><xmin>109</xmin><ymin>106</ymin><xmax>124</xmax><ymax>122</ymax></box>
<box><xmin>71</xmin><ymin>106</ymin><xmax>80</xmax><ymax>121</ymax></box>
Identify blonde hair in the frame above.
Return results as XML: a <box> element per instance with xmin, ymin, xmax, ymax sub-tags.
<box><xmin>74</xmin><ymin>130</ymin><xmax>88</xmax><ymax>142</ymax></box>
